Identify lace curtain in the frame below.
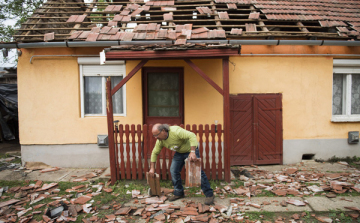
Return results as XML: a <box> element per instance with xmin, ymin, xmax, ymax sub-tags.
<box><xmin>148</xmin><ymin>73</ymin><xmax>179</xmax><ymax>117</ymax></box>
<box><xmin>84</xmin><ymin>76</ymin><xmax>124</xmax><ymax>114</ymax></box>
<box><xmin>332</xmin><ymin>74</ymin><xmax>343</xmax><ymax>115</ymax></box>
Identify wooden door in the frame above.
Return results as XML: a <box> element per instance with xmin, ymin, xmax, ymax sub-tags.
<box><xmin>142</xmin><ymin>67</ymin><xmax>184</xmax><ymax>126</ymax></box>
<box><xmin>230</xmin><ymin>94</ymin><xmax>283</xmax><ymax>165</ymax></box>
<box><xmin>230</xmin><ymin>95</ymin><xmax>253</xmax><ymax>165</ymax></box>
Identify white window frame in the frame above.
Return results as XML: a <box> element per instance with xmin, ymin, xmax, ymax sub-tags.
<box><xmin>332</xmin><ymin>59</ymin><xmax>360</xmax><ymax>122</ymax></box>
<box><xmin>78</xmin><ymin>57</ymin><xmax>126</xmax><ymax>118</ymax></box>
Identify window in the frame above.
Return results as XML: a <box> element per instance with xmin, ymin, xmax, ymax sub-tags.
<box><xmin>78</xmin><ymin>57</ymin><xmax>126</xmax><ymax>117</ymax></box>
<box><xmin>332</xmin><ymin>59</ymin><xmax>360</xmax><ymax>122</ymax></box>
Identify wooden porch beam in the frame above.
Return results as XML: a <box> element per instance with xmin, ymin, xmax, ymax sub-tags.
<box><xmin>106</xmin><ymin>78</ymin><xmax>117</xmax><ymax>185</ymax></box>
<box><xmin>111</xmin><ymin>60</ymin><xmax>148</xmax><ymax>95</ymax></box>
<box><xmin>184</xmin><ymin>59</ymin><xmax>224</xmax><ymax>96</ymax></box>
<box><xmin>223</xmin><ymin>57</ymin><xmax>231</xmax><ymax>182</ymax></box>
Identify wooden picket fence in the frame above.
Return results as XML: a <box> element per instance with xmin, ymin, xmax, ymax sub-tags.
<box><xmin>109</xmin><ymin>124</ymin><xmax>225</xmax><ymax>181</ymax></box>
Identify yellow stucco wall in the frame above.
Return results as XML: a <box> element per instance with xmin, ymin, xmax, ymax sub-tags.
<box><xmin>17</xmin><ymin>48</ymin><xmax>358</xmax><ymax>145</ymax></box>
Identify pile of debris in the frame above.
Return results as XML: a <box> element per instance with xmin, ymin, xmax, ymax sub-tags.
<box><xmin>0</xmin><ymin>155</ymin><xmax>21</xmax><ymax>172</ymax></box>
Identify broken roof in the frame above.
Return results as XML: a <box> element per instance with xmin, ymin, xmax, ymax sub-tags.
<box><xmin>14</xmin><ymin>0</ymin><xmax>360</xmax><ymax>44</ymax></box>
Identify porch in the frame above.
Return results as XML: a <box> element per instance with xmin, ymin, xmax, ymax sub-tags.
<box><xmin>105</xmin><ymin>46</ymin><xmax>241</xmax><ymax>184</ymax></box>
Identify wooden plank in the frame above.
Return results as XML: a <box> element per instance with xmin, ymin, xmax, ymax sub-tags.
<box><xmin>119</xmin><ymin>124</ymin><xmax>126</xmax><ymax>179</ymax></box>
<box><xmin>161</xmin><ymin>145</ymin><xmax>167</xmax><ymax>180</ymax></box>
<box><xmin>143</xmin><ymin>124</ymin><xmax>149</xmax><ymax>174</ymax></box>
<box><xmin>131</xmin><ymin>125</ymin><xmax>137</xmax><ymax>180</ymax></box>
<box><xmin>106</xmin><ymin>78</ymin><xmax>116</xmax><ymax>185</ymax></box>
<box><xmin>204</xmin><ymin>125</ymin><xmax>210</xmax><ymax>178</ymax></box>
<box><xmin>223</xmin><ymin>57</ymin><xmax>231</xmax><ymax>182</ymax></box>
<box><xmin>184</xmin><ymin>59</ymin><xmax>224</xmax><ymax>96</ymax></box>
<box><xmin>137</xmin><ymin>124</ymin><xmax>143</xmax><ymax>180</ymax></box>
<box><xmin>211</xmin><ymin>124</ymin><xmax>216</xmax><ymax>180</ymax></box>
<box><xmin>106</xmin><ymin>49</ymin><xmax>240</xmax><ymax>60</ymax></box>
<box><xmin>125</xmin><ymin>125</ymin><xmax>131</xmax><ymax>179</ymax></box>
<box><xmin>217</xmin><ymin>124</ymin><xmax>223</xmax><ymax>180</ymax></box>
<box><xmin>185</xmin><ymin>158</ymin><xmax>201</xmax><ymax>187</ymax></box>
<box><xmin>198</xmin><ymin>125</ymin><xmax>204</xmax><ymax>170</ymax></box>
<box><xmin>114</xmin><ymin>125</ymin><xmax>120</xmax><ymax>180</ymax></box>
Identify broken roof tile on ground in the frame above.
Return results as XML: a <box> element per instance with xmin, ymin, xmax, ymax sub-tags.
<box><xmin>13</xmin><ymin>0</ymin><xmax>360</xmax><ymax>43</ymax></box>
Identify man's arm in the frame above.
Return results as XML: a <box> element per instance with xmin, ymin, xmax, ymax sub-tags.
<box><xmin>148</xmin><ymin>162</ymin><xmax>156</xmax><ymax>177</ymax></box>
<box><xmin>149</xmin><ymin>141</ymin><xmax>162</xmax><ymax>177</ymax></box>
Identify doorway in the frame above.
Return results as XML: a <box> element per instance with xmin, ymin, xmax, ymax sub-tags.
<box><xmin>142</xmin><ymin>67</ymin><xmax>184</xmax><ymax>125</ymax></box>
<box><xmin>230</xmin><ymin>94</ymin><xmax>283</xmax><ymax>165</ymax></box>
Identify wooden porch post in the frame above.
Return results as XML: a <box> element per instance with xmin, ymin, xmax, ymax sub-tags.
<box><xmin>223</xmin><ymin>57</ymin><xmax>231</xmax><ymax>182</ymax></box>
<box><xmin>106</xmin><ymin>77</ymin><xmax>117</xmax><ymax>185</ymax></box>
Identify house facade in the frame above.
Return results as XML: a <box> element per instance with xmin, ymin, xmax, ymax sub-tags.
<box><xmin>2</xmin><ymin>0</ymin><xmax>360</xmax><ymax>173</ymax></box>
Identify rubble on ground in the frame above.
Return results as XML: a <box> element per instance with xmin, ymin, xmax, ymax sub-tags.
<box><xmin>1</xmin><ymin>162</ymin><xmax>360</xmax><ymax>222</ymax></box>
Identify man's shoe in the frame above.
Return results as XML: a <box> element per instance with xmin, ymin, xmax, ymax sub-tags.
<box><xmin>204</xmin><ymin>195</ymin><xmax>215</xmax><ymax>205</ymax></box>
<box><xmin>168</xmin><ymin>195</ymin><xmax>184</xmax><ymax>201</ymax></box>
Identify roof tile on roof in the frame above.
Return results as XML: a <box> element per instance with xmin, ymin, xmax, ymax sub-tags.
<box><xmin>218</xmin><ymin>12</ymin><xmax>229</xmax><ymax>19</ymax></box>
<box><xmin>44</xmin><ymin>32</ymin><xmax>55</xmax><ymax>42</ymax></box>
<box><xmin>245</xmin><ymin>23</ymin><xmax>257</xmax><ymax>32</ymax></box>
<box><xmin>78</xmin><ymin>31</ymin><xmax>91</xmax><ymax>39</ymax></box>
<box><xmin>14</xmin><ymin>0</ymin><xmax>360</xmax><ymax>43</ymax></box>
<box><xmin>249</xmin><ymin>12</ymin><xmax>260</xmax><ymax>19</ymax></box>
<box><xmin>230</xmin><ymin>28</ymin><xmax>243</xmax><ymax>35</ymax></box>
<box><xmin>163</xmin><ymin>13</ymin><xmax>173</xmax><ymax>21</ymax></box>
<box><xmin>227</xmin><ymin>3</ymin><xmax>237</xmax><ymax>9</ymax></box>
<box><xmin>131</xmin><ymin>8</ymin><xmax>144</xmax><ymax>17</ymax></box>
<box><xmin>85</xmin><ymin>33</ymin><xmax>99</xmax><ymax>41</ymax></box>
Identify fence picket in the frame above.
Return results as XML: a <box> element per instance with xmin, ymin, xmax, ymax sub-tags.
<box><xmin>119</xmin><ymin>124</ymin><xmax>125</xmax><ymax>180</ymax></box>
<box><xmin>204</xmin><ymin>125</ymin><xmax>210</xmax><ymax>179</ymax></box>
<box><xmin>217</xmin><ymin>124</ymin><xmax>223</xmax><ymax>180</ymax></box>
<box><xmin>125</xmin><ymin>125</ymin><xmax>131</xmax><ymax>179</ymax></box>
<box><xmin>211</xmin><ymin>124</ymin><xmax>216</xmax><ymax>180</ymax></box>
<box><xmin>114</xmin><ymin>125</ymin><xmax>120</xmax><ymax>180</ymax></box>
<box><xmin>161</xmin><ymin>146</ymin><xmax>167</xmax><ymax>180</ymax></box>
<box><xmin>143</xmin><ymin>125</ymin><xmax>149</xmax><ymax>174</ymax></box>
<box><xmin>131</xmin><ymin>125</ymin><xmax>136</xmax><ymax>180</ymax></box>
<box><xmin>137</xmin><ymin>124</ymin><xmax>143</xmax><ymax>180</ymax></box>
<box><xmin>199</xmin><ymin>125</ymin><xmax>204</xmax><ymax>170</ymax></box>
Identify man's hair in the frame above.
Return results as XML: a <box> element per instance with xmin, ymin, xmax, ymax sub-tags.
<box><xmin>157</xmin><ymin>124</ymin><xmax>170</xmax><ymax>132</ymax></box>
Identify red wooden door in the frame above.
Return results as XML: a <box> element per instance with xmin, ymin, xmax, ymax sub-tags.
<box><xmin>230</xmin><ymin>94</ymin><xmax>283</xmax><ymax>165</ymax></box>
<box><xmin>142</xmin><ymin>67</ymin><xmax>184</xmax><ymax>125</ymax></box>
<box><xmin>253</xmin><ymin>95</ymin><xmax>283</xmax><ymax>165</ymax></box>
<box><xmin>230</xmin><ymin>95</ymin><xmax>253</xmax><ymax>165</ymax></box>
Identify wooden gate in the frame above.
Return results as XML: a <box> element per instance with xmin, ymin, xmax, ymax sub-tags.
<box><xmin>230</xmin><ymin>94</ymin><xmax>283</xmax><ymax>165</ymax></box>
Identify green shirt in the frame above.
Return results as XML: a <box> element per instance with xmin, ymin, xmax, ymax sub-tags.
<box><xmin>150</xmin><ymin>126</ymin><xmax>198</xmax><ymax>162</ymax></box>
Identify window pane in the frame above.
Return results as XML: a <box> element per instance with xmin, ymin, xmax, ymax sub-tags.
<box><xmin>111</xmin><ymin>76</ymin><xmax>124</xmax><ymax>114</ymax></box>
<box><xmin>148</xmin><ymin>73</ymin><xmax>179</xmax><ymax>117</ymax></box>
<box><xmin>352</xmin><ymin>74</ymin><xmax>360</xmax><ymax>114</ymax></box>
<box><xmin>332</xmin><ymin>74</ymin><xmax>343</xmax><ymax>115</ymax></box>
<box><xmin>84</xmin><ymin>77</ymin><xmax>102</xmax><ymax>114</ymax></box>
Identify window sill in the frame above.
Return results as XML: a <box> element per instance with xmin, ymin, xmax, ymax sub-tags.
<box><xmin>84</xmin><ymin>114</ymin><xmax>126</xmax><ymax>117</ymax></box>
<box><xmin>331</xmin><ymin>115</ymin><xmax>360</xmax><ymax>122</ymax></box>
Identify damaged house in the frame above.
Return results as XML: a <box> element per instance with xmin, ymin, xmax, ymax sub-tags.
<box><xmin>1</xmin><ymin>0</ymin><xmax>360</xmax><ymax>182</ymax></box>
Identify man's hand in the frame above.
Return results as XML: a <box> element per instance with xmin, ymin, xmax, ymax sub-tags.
<box><xmin>148</xmin><ymin>168</ymin><xmax>155</xmax><ymax>178</ymax></box>
<box><xmin>189</xmin><ymin>152</ymin><xmax>197</xmax><ymax>162</ymax></box>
